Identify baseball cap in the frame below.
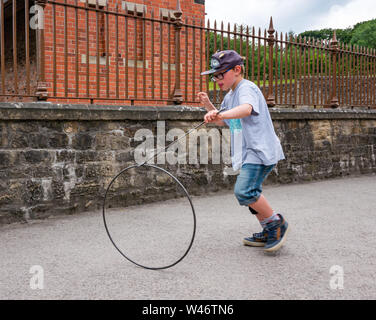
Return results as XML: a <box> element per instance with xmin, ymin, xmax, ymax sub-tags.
<box><xmin>201</xmin><ymin>50</ymin><xmax>244</xmax><ymax>75</ymax></box>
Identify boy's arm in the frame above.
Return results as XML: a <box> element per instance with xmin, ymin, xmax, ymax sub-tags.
<box><xmin>197</xmin><ymin>92</ymin><xmax>217</xmax><ymax>112</ymax></box>
<box><xmin>198</xmin><ymin>92</ymin><xmax>226</xmax><ymax>126</ymax></box>
<box><xmin>218</xmin><ymin>103</ymin><xmax>252</xmax><ymax>120</ymax></box>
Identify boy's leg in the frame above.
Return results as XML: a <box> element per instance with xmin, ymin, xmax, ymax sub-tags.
<box><xmin>249</xmin><ymin>194</ymin><xmax>273</xmax><ymax>222</ymax></box>
<box><xmin>235</xmin><ymin>164</ymin><xmax>289</xmax><ymax>251</ymax></box>
<box><xmin>248</xmin><ymin>194</ymin><xmax>290</xmax><ymax>252</ymax></box>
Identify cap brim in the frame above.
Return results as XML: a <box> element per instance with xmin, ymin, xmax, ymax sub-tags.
<box><xmin>200</xmin><ymin>69</ymin><xmax>217</xmax><ymax>75</ymax></box>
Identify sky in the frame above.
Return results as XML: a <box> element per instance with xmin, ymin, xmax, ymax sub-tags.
<box><xmin>205</xmin><ymin>0</ymin><xmax>376</xmax><ymax>34</ymax></box>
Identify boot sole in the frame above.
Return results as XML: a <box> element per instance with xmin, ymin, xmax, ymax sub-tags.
<box><xmin>243</xmin><ymin>239</ymin><xmax>266</xmax><ymax>247</ymax></box>
<box><xmin>264</xmin><ymin>224</ymin><xmax>290</xmax><ymax>253</ymax></box>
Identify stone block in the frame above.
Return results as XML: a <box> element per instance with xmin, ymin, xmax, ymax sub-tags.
<box><xmin>22</xmin><ymin>150</ymin><xmax>52</xmax><ymax>164</ymax></box>
<box><xmin>71</xmin><ymin>133</ymin><xmax>94</xmax><ymax>150</ymax></box>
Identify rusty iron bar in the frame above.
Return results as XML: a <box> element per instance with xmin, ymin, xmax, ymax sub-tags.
<box><xmin>199</xmin><ymin>19</ymin><xmax>203</xmax><ymax>94</ymax></box>
<box><xmin>75</xmin><ymin>0</ymin><xmax>79</xmax><ymax>98</ymax></box>
<box><xmin>274</xmin><ymin>31</ymin><xmax>279</xmax><ymax>105</ymax></box>
<box><xmin>366</xmin><ymin>47</ymin><xmax>369</xmax><ymax>106</ymax></box>
<box><xmin>251</xmin><ymin>27</ymin><xmax>255</xmax><ymax>83</ymax></box>
<box><xmin>298</xmin><ymin>36</ymin><xmax>303</xmax><ymax>104</ymax></box>
<box><xmin>302</xmin><ymin>37</ymin><xmax>307</xmax><ymax>105</ymax></box>
<box><xmin>322</xmin><ymin>40</ymin><xmax>326</xmax><ymax>106</ymax></box>
<box><xmin>192</xmin><ymin>19</ymin><xmax>196</xmax><ymax>102</ymax></box>
<box><xmin>293</xmin><ymin>36</ymin><xmax>298</xmax><ymax>106</ymax></box>
<box><xmin>284</xmin><ymin>33</ymin><xmax>288</xmax><ymax>105</ymax></box>
<box><xmin>239</xmin><ymin>24</ymin><xmax>243</xmax><ymax>57</ymax></box>
<box><xmin>323</xmin><ymin>40</ymin><xmax>328</xmax><ymax>105</ymax></box>
<box><xmin>159</xmin><ymin>11</ymin><xmax>163</xmax><ymax>100</ymax></box>
<box><xmin>125</xmin><ymin>12</ymin><xmax>129</xmax><ymax>99</ymax></box>
<box><xmin>105</xmin><ymin>0</ymin><xmax>109</xmax><ymax>99</ymax></box>
<box><xmin>257</xmin><ymin>28</ymin><xmax>261</xmax><ymax>87</ymax></box>
<box><xmin>95</xmin><ymin>0</ymin><xmax>99</xmax><ymax>98</ymax></box>
<box><xmin>52</xmin><ymin>1</ymin><xmax>56</xmax><ymax>96</ymax></box>
<box><xmin>233</xmin><ymin>22</ymin><xmax>237</xmax><ymax>53</ymax></box>
<box><xmin>288</xmin><ymin>34</ymin><xmax>293</xmax><ymax>105</ymax></box>
<box><xmin>171</xmin><ymin>0</ymin><xmax>183</xmax><ymax>104</ymax></box>
<box><xmin>262</xmin><ymin>29</ymin><xmax>267</xmax><ymax>96</ymax></box>
<box><xmin>316</xmin><ymin>40</ymin><xmax>320</xmax><ymax>106</ymax></box>
<box><xmin>184</xmin><ymin>17</ymin><xmax>188</xmax><ymax>102</ymax></box>
<box><xmin>167</xmin><ymin>12</ymin><xmax>171</xmax><ymax>100</ymax></box>
<box><xmin>115</xmin><ymin>2</ymin><xmax>119</xmax><ymax>99</ymax></box>
<box><xmin>142</xmin><ymin>5</ymin><xmax>146</xmax><ymax>100</ymax></box>
<box><xmin>373</xmin><ymin>48</ymin><xmax>375</xmax><ymax>107</ymax></box>
<box><xmin>345</xmin><ymin>43</ymin><xmax>350</xmax><ymax>106</ymax></box>
<box><xmin>266</xmin><ymin>17</ymin><xmax>275</xmax><ymax>107</ymax></box>
<box><xmin>206</xmin><ymin>19</ymin><xmax>210</xmax><ymax>99</ymax></box>
<box><xmin>85</xmin><ymin>0</ymin><xmax>89</xmax><ymax>98</ymax></box>
<box><xmin>281</xmin><ymin>33</ymin><xmax>284</xmax><ymax>104</ymax></box>
<box><xmin>213</xmin><ymin>20</ymin><xmax>217</xmax><ymax>104</ymax></box>
<box><xmin>134</xmin><ymin>10</ymin><xmax>138</xmax><ymax>100</ymax></box>
<box><xmin>25</xmin><ymin>0</ymin><xmax>30</xmax><ymax>95</ymax></box>
<box><xmin>227</xmin><ymin>22</ymin><xmax>230</xmax><ymax>49</ymax></box>
<box><xmin>245</xmin><ymin>25</ymin><xmax>249</xmax><ymax>82</ymax></box>
<box><xmin>0</xmin><ymin>0</ymin><xmax>4</xmax><ymax>95</ymax></box>
<box><xmin>12</xmin><ymin>0</ymin><xmax>18</xmax><ymax>95</ymax></box>
<box><xmin>64</xmin><ymin>0</ymin><xmax>68</xmax><ymax>97</ymax></box>
<box><xmin>35</xmin><ymin>0</ymin><xmax>47</xmax><ymax>99</ymax></box>
<box><xmin>151</xmin><ymin>9</ymin><xmax>155</xmax><ymax>100</ymax></box>
<box><xmin>308</xmin><ymin>38</ymin><xmax>315</xmax><ymax>105</ymax></box>
<box><xmin>361</xmin><ymin>46</ymin><xmax>365</xmax><ymax>106</ymax></box>
<box><xmin>339</xmin><ymin>43</ymin><xmax>343</xmax><ymax>105</ymax></box>
<box><xmin>219</xmin><ymin>21</ymin><xmax>224</xmax><ymax>101</ymax></box>
<box><xmin>356</xmin><ymin>44</ymin><xmax>359</xmax><ymax>106</ymax></box>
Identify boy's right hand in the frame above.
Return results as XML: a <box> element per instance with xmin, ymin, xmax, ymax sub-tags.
<box><xmin>204</xmin><ymin>109</ymin><xmax>221</xmax><ymax>123</ymax></box>
<box><xmin>197</xmin><ymin>92</ymin><xmax>211</xmax><ymax>107</ymax></box>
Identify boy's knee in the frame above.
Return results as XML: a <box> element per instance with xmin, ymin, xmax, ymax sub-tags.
<box><xmin>234</xmin><ymin>183</ymin><xmax>245</xmax><ymax>202</ymax></box>
<box><xmin>234</xmin><ymin>184</ymin><xmax>261</xmax><ymax>206</ymax></box>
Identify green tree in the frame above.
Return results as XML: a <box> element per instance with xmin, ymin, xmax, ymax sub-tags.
<box><xmin>299</xmin><ymin>27</ymin><xmax>353</xmax><ymax>44</ymax></box>
<box><xmin>350</xmin><ymin>19</ymin><xmax>376</xmax><ymax>49</ymax></box>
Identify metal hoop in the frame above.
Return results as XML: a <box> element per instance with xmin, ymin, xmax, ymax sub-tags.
<box><xmin>102</xmin><ymin>163</ymin><xmax>197</xmax><ymax>270</ymax></box>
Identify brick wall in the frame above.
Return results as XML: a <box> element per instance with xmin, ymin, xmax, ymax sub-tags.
<box><xmin>42</xmin><ymin>0</ymin><xmax>206</xmax><ymax>105</ymax></box>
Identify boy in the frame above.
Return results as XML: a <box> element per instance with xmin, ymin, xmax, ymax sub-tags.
<box><xmin>198</xmin><ymin>50</ymin><xmax>289</xmax><ymax>252</ymax></box>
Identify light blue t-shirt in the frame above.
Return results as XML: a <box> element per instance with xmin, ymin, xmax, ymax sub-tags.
<box><xmin>222</xmin><ymin>79</ymin><xmax>285</xmax><ymax>170</ymax></box>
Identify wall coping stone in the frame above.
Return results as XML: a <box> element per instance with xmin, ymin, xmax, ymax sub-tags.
<box><xmin>1</xmin><ymin>102</ymin><xmax>376</xmax><ymax>121</ymax></box>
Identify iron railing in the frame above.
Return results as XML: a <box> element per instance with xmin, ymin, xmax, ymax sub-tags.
<box><xmin>1</xmin><ymin>0</ymin><xmax>375</xmax><ymax>108</ymax></box>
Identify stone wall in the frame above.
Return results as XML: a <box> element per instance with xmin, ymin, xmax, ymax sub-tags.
<box><xmin>0</xmin><ymin>102</ymin><xmax>375</xmax><ymax>224</ymax></box>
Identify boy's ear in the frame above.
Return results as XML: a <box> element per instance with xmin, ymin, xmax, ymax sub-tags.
<box><xmin>234</xmin><ymin>65</ymin><xmax>242</xmax><ymax>75</ymax></box>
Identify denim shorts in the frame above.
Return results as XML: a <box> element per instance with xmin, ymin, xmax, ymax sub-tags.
<box><xmin>234</xmin><ymin>163</ymin><xmax>275</xmax><ymax>206</ymax></box>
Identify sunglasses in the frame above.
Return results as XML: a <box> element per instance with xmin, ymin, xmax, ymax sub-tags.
<box><xmin>210</xmin><ymin>68</ymin><xmax>232</xmax><ymax>82</ymax></box>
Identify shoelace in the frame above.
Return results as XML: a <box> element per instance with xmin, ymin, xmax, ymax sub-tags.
<box><xmin>253</xmin><ymin>230</ymin><xmax>267</xmax><ymax>239</ymax></box>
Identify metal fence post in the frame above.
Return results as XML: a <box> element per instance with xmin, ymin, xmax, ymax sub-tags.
<box><xmin>266</xmin><ymin>17</ymin><xmax>275</xmax><ymax>107</ymax></box>
<box><xmin>35</xmin><ymin>0</ymin><xmax>48</xmax><ymax>100</ymax></box>
<box><xmin>329</xmin><ymin>30</ymin><xmax>339</xmax><ymax>108</ymax></box>
<box><xmin>172</xmin><ymin>0</ymin><xmax>183</xmax><ymax>104</ymax></box>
